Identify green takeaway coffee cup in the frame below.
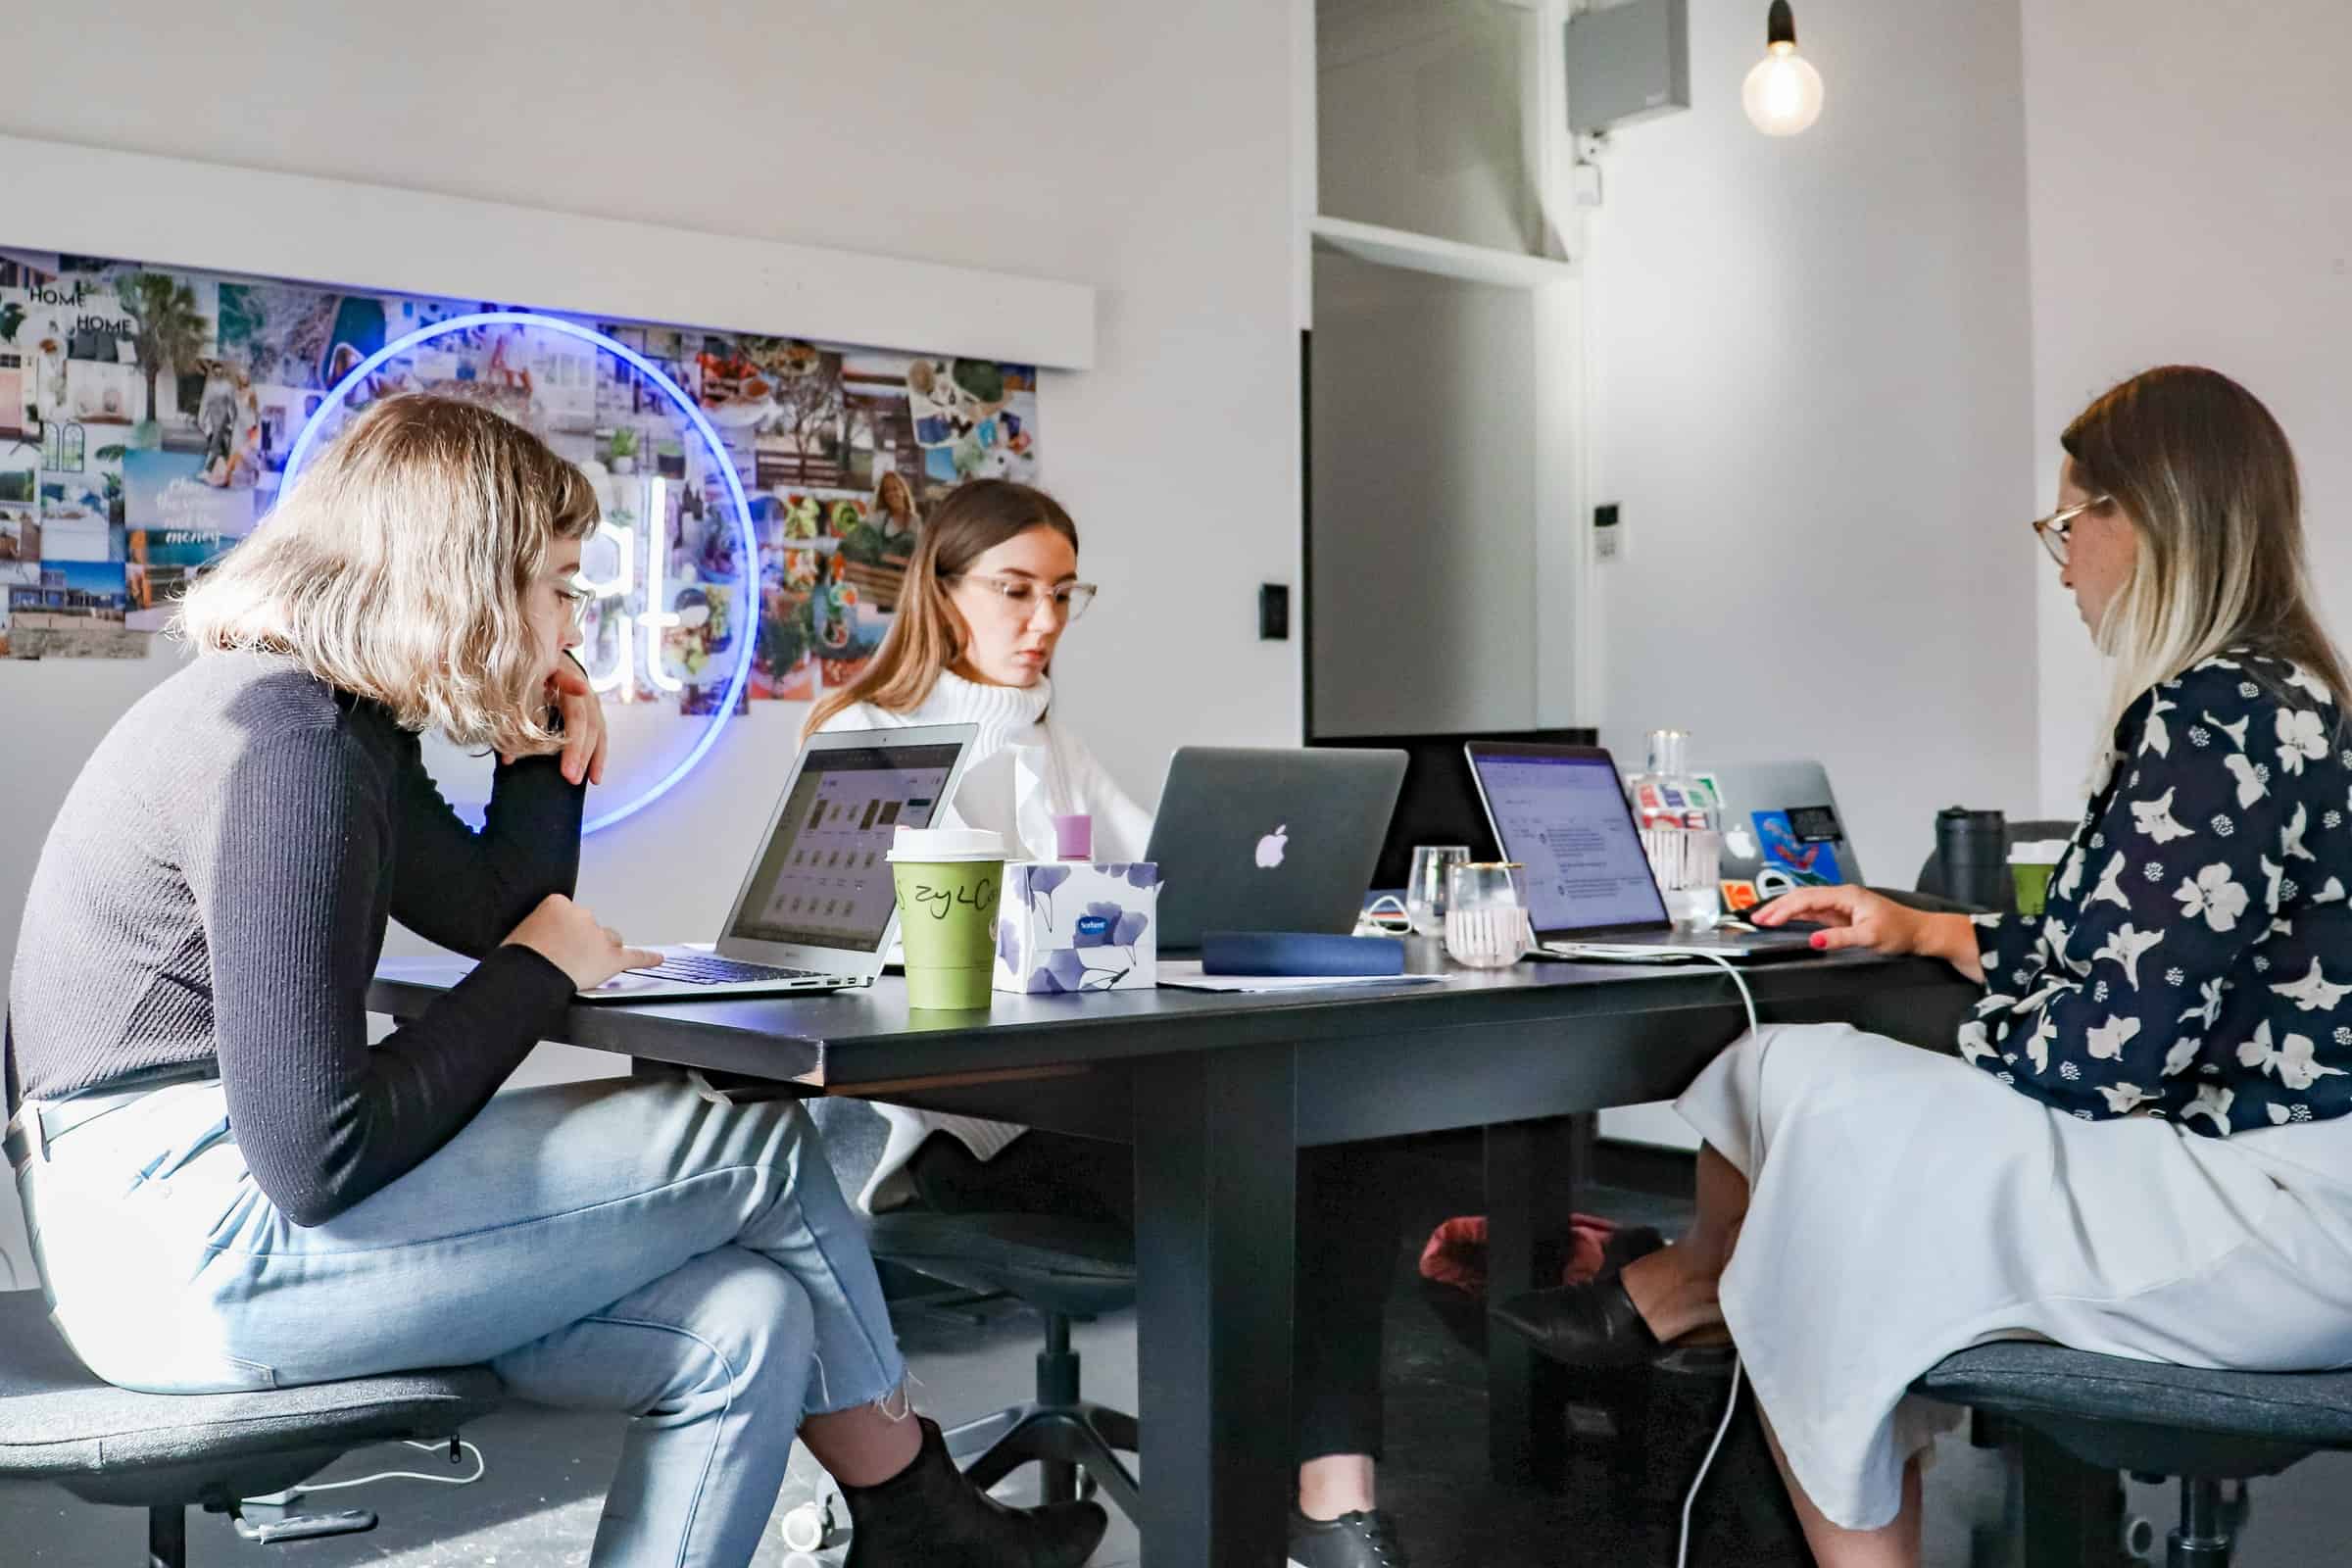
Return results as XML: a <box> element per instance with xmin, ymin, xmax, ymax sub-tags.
<box><xmin>2009</xmin><ymin>838</ymin><xmax>2068</xmax><ymax>917</ymax></box>
<box><xmin>887</xmin><ymin>826</ymin><xmax>1007</xmax><ymax>1009</ymax></box>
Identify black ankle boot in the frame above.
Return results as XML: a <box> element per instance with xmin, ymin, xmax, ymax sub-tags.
<box><xmin>840</xmin><ymin>1416</ymin><xmax>1108</xmax><ymax>1568</ymax></box>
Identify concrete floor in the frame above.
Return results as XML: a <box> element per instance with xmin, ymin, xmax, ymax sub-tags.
<box><xmin>7</xmin><ymin>1141</ymin><xmax>2350</xmax><ymax>1565</ymax></box>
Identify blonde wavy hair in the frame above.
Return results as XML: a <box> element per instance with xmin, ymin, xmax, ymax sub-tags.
<box><xmin>172</xmin><ymin>393</ymin><xmax>600</xmax><ymax>757</ymax></box>
<box><xmin>2068</xmin><ymin>367</ymin><xmax>2350</xmax><ymax>746</ymax></box>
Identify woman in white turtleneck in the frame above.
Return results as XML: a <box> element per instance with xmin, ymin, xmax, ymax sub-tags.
<box><xmin>801</xmin><ymin>480</ymin><xmax>1416</xmax><ymax>1568</ymax></box>
<box><xmin>804</xmin><ymin>480</ymin><xmax>1140</xmax><ymax>1206</ymax></box>
<box><xmin>805</xmin><ymin>479</ymin><xmax>1134</xmax><ymax>1200</ymax></box>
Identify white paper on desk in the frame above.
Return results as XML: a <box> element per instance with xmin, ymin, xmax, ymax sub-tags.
<box><xmin>1156</xmin><ymin>961</ymin><xmax>1447</xmax><ymax>994</ymax></box>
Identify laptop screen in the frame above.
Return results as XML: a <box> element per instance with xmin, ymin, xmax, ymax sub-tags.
<box><xmin>1468</xmin><ymin>749</ymin><xmax>1670</xmax><ymax>934</ymax></box>
<box><xmin>729</xmin><ymin>742</ymin><xmax>961</xmax><ymax>953</ymax></box>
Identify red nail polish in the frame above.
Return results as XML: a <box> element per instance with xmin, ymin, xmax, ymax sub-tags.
<box><xmin>1811</xmin><ymin>932</ymin><xmax>1828</xmax><ymax>949</ymax></box>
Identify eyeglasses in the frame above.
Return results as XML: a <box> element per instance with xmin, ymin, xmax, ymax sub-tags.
<box><xmin>556</xmin><ymin>582</ymin><xmax>595</xmax><ymax>628</ymax></box>
<box><xmin>2031</xmin><ymin>495</ymin><xmax>2110</xmax><ymax>567</ymax></box>
<box><xmin>949</xmin><ymin>572</ymin><xmax>1099</xmax><ymax>622</ymax></box>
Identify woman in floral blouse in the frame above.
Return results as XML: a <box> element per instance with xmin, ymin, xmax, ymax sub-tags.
<box><xmin>1494</xmin><ymin>367</ymin><xmax>2352</xmax><ymax>1565</ymax></box>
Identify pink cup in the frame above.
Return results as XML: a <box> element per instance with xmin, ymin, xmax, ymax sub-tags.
<box><xmin>1052</xmin><ymin>813</ymin><xmax>1094</xmax><ymax>861</ymax></box>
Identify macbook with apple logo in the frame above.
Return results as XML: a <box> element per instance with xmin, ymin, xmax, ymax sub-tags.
<box><xmin>1145</xmin><ymin>746</ymin><xmax>1409</xmax><ymax>955</ymax></box>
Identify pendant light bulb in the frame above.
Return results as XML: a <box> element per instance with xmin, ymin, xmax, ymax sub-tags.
<box><xmin>1743</xmin><ymin>1</ymin><xmax>1824</xmax><ymax>137</ymax></box>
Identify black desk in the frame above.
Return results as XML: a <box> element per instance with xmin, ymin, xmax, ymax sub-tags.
<box><xmin>371</xmin><ymin>951</ymin><xmax>1978</xmax><ymax>1567</ymax></box>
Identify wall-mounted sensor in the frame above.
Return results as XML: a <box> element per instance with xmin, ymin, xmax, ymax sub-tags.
<box><xmin>1593</xmin><ymin>503</ymin><xmax>1623</xmax><ymax>564</ymax></box>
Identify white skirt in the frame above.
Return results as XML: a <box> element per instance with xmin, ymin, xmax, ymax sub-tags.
<box><xmin>1680</xmin><ymin>1024</ymin><xmax>2352</xmax><ymax>1531</ymax></box>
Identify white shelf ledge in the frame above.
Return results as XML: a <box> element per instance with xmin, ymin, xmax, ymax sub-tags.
<box><xmin>0</xmin><ymin>134</ymin><xmax>1096</xmax><ymax>369</ymax></box>
<box><xmin>1309</xmin><ymin>215</ymin><xmax>1578</xmax><ymax>290</ymax></box>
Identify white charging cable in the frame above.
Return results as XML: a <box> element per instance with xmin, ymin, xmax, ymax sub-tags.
<box><xmin>244</xmin><ymin>1439</ymin><xmax>486</xmax><ymax>1505</ymax></box>
<box><xmin>1672</xmin><ymin>950</ymin><xmax>1765</xmax><ymax>1568</ymax></box>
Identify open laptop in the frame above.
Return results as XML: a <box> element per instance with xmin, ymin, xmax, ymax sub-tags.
<box><xmin>1463</xmin><ymin>742</ymin><xmax>1817</xmax><ymax>962</ymax></box>
<box><xmin>381</xmin><ymin>724</ymin><xmax>977</xmax><ymax>1002</ymax></box>
<box><xmin>1701</xmin><ymin>760</ymin><xmax>1864</xmax><ymax>899</ymax></box>
<box><xmin>1146</xmin><ymin>746</ymin><xmax>1408</xmax><ymax>954</ymax></box>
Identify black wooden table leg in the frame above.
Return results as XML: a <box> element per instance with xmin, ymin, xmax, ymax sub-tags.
<box><xmin>1486</xmin><ymin>1113</ymin><xmax>1590</xmax><ymax>1491</ymax></box>
<box><xmin>1133</xmin><ymin>1048</ymin><xmax>1298</xmax><ymax>1566</ymax></box>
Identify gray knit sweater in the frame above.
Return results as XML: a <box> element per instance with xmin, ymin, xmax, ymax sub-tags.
<box><xmin>6</xmin><ymin>651</ymin><xmax>579</xmax><ymax>1225</ymax></box>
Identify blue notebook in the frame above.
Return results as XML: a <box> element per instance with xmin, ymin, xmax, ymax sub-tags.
<box><xmin>1198</xmin><ymin>931</ymin><xmax>1406</xmax><ymax>977</ymax></box>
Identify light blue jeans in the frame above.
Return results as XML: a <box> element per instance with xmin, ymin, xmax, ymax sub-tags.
<box><xmin>15</xmin><ymin>1074</ymin><xmax>906</xmax><ymax>1568</ymax></box>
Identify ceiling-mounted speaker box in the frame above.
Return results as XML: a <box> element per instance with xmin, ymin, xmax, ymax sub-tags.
<box><xmin>1566</xmin><ymin>0</ymin><xmax>1690</xmax><ymax>136</ymax></box>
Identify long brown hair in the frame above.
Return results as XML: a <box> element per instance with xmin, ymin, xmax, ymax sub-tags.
<box><xmin>803</xmin><ymin>479</ymin><xmax>1079</xmax><ymax>737</ymax></box>
<box><xmin>2064</xmin><ymin>367</ymin><xmax>2349</xmax><ymax>738</ymax></box>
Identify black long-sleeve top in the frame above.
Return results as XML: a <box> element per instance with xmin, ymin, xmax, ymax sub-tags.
<box><xmin>6</xmin><ymin>651</ymin><xmax>579</xmax><ymax>1224</ymax></box>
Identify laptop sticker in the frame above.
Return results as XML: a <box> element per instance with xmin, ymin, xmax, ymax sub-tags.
<box><xmin>1750</xmin><ymin>809</ymin><xmax>1842</xmax><ymax>887</ymax></box>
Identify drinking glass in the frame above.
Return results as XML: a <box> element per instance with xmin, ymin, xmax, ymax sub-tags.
<box><xmin>1404</xmin><ymin>845</ymin><xmax>1472</xmax><ymax>937</ymax></box>
<box><xmin>1641</xmin><ymin>825</ymin><xmax>1724</xmax><ymax>931</ymax></box>
<box><xmin>1445</xmin><ymin>861</ymin><xmax>1532</xmax><ymax>969</ymax></box>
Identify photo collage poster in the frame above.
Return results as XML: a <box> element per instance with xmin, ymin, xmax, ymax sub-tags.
<box><xmin>0</xmin><ymin>247</ymin><xmax>1041</xmax><ymax>712</ymax></box>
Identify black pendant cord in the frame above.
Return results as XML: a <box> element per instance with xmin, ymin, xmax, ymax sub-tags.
<box><xmin>1768</xmin><ymin>0</ymin><xmax>1796</xmax><ymax>48</ymax></box>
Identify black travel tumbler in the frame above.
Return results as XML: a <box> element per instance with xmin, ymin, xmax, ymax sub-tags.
<box><xmin>1936</xmin><ymin>807</ymin><xmax>2010</xmax><ymax>911</ymax></box>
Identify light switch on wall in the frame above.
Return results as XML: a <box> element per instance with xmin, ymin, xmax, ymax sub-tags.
<box><xmin>1258</xmin><ymin>583</ymin><xmax>1291</xmax><ymax>640</ymax></box>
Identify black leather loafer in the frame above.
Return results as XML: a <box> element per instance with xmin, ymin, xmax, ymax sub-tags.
<box><xmin>1489</xmin><ymin>1275</ymin><xmax>1662</xmax><ymax>1369</ymax></box>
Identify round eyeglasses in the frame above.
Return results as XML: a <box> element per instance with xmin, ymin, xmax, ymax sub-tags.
<box><xmin>948</xmin><ymin>572</ymin><xmax>1099</xmax><ymax>623</ymax></box>
<box><xmin>2030</xmin><ymin>495</ymin><xmax>2110</xmax><ymax>568</ymax></box>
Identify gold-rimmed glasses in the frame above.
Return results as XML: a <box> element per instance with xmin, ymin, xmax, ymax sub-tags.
<box><xmin>2031</xmin><ymin>495</ymin><xmax>2110</xmax><ymax>568</ymax></box>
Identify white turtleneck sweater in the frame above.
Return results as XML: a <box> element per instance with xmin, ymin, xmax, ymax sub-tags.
<box><xmin>817</xmin><ymin>670</ymin><xmax>1152</xmax><ymax>1209</ymax></box>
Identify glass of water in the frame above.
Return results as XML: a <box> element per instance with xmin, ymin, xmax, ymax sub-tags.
<box><xmin>1405</xmin><ymin>845</ymin><xmax>1472</xmax><ymax>937</ymax></box>
<box><xmin>1641</xmin><ymin>825</ymin><xmax>1724</xmax><ymax>931</ymax></box>
<box><xmin>1445</xmin><ymin>861</ymin><xmax>1533</xmax><ymax>969</ymax></box>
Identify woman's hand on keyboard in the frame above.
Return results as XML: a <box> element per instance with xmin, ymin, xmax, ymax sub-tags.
<box><xmin>1751</xmin><ymin>886</ymin><xmax>1926</xmax><ymax>956</ymax></box>
<box><xmin>505</xmin><ymin>894</ymin><xmax>662</xmax><ymax>990</ymax></box>
<box><xmin>1754</xmin><ymin>886</ymin><xmax>1984</xmax><ymax>981</ymax></box>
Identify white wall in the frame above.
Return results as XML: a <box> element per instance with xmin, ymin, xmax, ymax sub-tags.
<box><xmin>2022</xmin><ymin>0</ymin><xmax>2352</xmax><ymax>814</ymax></box>
<box><xmin>1308</xmin><ymin>252</ymin><xmax>1541</xmax><ymax>736</ymax></box>
<box><xmin>1316</xmin><ymin>0</ymin><xmax>1540</xmax><ymax>255</ymax></box>
<box><xmin>0</xmin><ymin>0</ymin><xmax>1303</xmax><ymax>981</ymax></box>
<box><xmin>0</xmin><ymin>0</ymin><xmax>1304</xmax><ymax>1278</ymax></box>
<box><xmin>1582</xmin><ymin>0</ymin><xmax>2042</xmax><ymax>883</ymax></box>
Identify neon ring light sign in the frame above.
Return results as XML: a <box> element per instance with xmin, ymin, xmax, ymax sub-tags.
<box><xmin>282</xmin><ymin>312</ymin><xmax>758</xmax><ymax>834</ymax></box>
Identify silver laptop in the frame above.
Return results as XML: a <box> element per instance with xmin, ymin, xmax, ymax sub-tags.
<box><xmin>1700</xmin><ymin>759</ymin><xmax>1864</xmax><ymax>896</ymax></box>
<box><xmin>1146</xmin><ymin>746</ymin><xmax>1407</xmax><ymax>954</ymax></box>
<box><xmin>380</xmin><ymin>723</ymin><xmax>977</xmax><ymax>1002</ymax></box>
<box><xmin>1463</xmin><ymin>742</ymin><xmax>1815</xmax><ymax>962</ymax></box>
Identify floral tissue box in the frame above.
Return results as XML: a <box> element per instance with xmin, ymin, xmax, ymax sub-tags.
<box><xmin>994</xmin><ymin>861</ymin><xmax>1161</xmax><ymax>994</ymax></box>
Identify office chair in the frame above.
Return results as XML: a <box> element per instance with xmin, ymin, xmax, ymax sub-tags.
<box><xmin>0</xmin><ymin>1289</ymin><xmax>502</xmax><ymax>1566</ymax></box>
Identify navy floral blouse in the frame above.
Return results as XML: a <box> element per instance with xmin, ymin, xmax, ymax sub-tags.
<box><xmin>1968</xmin><ymin>652</ymin><xmax>2352</xmax><ymax>1135</ymax></box>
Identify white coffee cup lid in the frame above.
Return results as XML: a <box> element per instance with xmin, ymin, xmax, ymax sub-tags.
<box><xmin>886</xmin><ymin>826</ymin><xmax>1007</xmax><ymax>862</ymax></box>
<box><xmin>2008</xmin><ymin>839</ymin><xmax>2070</xmax><ymax>864</ymax></box>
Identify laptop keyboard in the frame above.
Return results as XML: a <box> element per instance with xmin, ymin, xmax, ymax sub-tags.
<box><xmin>631</xmin><ymin>955</ymin><xmax>835</xmax><ymax>986</ymax></box>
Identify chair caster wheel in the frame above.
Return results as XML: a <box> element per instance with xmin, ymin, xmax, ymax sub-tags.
<box><xmin>779</xmin><ymin>1496</ymin><xmax>847</xmax><ymax>1553</ymax></box>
